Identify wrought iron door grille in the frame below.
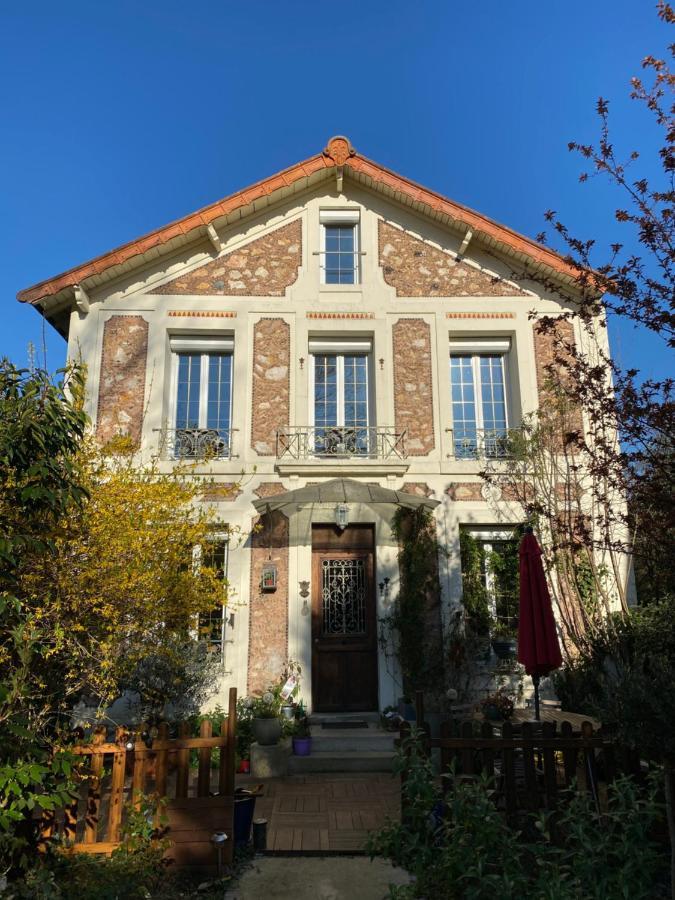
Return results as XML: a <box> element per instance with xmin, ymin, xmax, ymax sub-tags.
<box><xmin>321</xmin><ymin>559</ymin><xmax>366</xmax><ymax>635</ymax></box>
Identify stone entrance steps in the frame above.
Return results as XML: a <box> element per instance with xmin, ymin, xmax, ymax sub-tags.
<box><xmin>288</xmin><ymin>714</ymin><xmax>397</xmax><ymax>774</ymax></box>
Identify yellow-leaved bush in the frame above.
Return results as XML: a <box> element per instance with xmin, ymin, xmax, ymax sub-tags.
<box><xmin>15</xmin><ymin>434</ymin><xmax>239</xmax><ymax>710</ymax></box>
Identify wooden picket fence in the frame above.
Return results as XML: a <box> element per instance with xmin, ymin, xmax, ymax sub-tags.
<box><xmin>40</xmin><ymin>687</ymin><xmax>237</xmax><ymax>869</ymax></box>
<box><xmin>401</xmin><ymin>696</ymin><xmax>641</xmax><ymax>818</ymax></box>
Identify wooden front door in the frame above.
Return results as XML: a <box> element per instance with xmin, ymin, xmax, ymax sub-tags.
<box><xmin>311</xmin><ymin>525</ymin><xmax>378</xmax><ymax>712</ymax></box>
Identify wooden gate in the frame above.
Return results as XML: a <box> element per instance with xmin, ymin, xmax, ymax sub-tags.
<box><xmin>41</xmin><ymin>687</ymin><xmax>237</xmax><ymax>870</ymax></box>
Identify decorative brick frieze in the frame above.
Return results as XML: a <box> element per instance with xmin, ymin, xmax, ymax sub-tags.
<box><xmin>306</xmin><ymin>312</ymin><xmax>374</xmax><ymax>319</ymax></box>
<box><xmin>199</xmin><ymin>482</ymin><xmax>242</xmax><ymax>502</ymax></box>
<box><xmin>379</xmin><ymin>221</ymin><xmax>527</xmax><ymax>297</ymax></box>
<box><xmin>533</xmin><ymin>319</ymin><xmax>584</xmax><ymax>435</ymax></box>
<box><xmin>392</xmin><ymin>319</ymin><xmax>435</xmax><ymax>455</ymax></box>
<box><xmin>253</xmin><ymin>482</ymin><xmax>287</xmax><ymax>499</ymax></box>
<box><xmin>402</xmin><ymin>482</ymin><xmax>434</xmax><ymax>498</ymax></box>
<box><xmin>247</xmin><ymin>511</ymin><xmax>289</xmax><ymax>695</ymax></box>
<box><xmin>168</xmin><ymin>310</ymin><xmax>237</xmax><ymax>318</ymax></box>
<box><xmin>251</xmin><ymin>318</ymin><xmax>290</xmax><ymax>456</ymax></box>
<box><xmin>446</xmin><ymin>312</ymin><xmax>515</xmax><ymax>319</ymax></box>
<box><xmin>155</xmin><ymin>219</ymin><xmax>301</xmax><ymax>296</ymax></box>
<box><xmin>96</xmin><ymin>315</ymin><xmax>148</xmax><ymax>446</ymax></box>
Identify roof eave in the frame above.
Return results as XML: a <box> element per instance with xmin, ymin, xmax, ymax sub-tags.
<box><xmin>17</xmin><ymin>135</ymin><xmax>595</xmax><ymax>310</ymax></box>
<box><xmin>17</xmin><ymin>150</ymin><xmax>334</xmax><ymax>307</ymax></box>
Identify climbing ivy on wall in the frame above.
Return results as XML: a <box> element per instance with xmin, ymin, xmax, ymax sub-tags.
<box><xmin>388</xmin><ymin>506</ymin><xmax>443</xmax><ymax>696</ymax></box>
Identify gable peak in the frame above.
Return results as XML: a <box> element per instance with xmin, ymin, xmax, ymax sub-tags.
<box><xmin>323</xmin><ymin>135</ymin><xmax>356</xmax><ymax>166</ymax></box>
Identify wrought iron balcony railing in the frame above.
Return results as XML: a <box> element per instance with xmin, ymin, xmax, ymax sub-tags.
<box><xmin>446</xmin><ymin>427</ymin><xmax>520</xmax><ymax>460</ymax></box>
<box><xmin>156</xmin><ymin>427</ymin><xmax>234</xmax><ymax>460</ymax></box>
<box><xmin>276</xmin><ymin>426</ymin><xmax>407</xmax><ymax>461</ymax></box>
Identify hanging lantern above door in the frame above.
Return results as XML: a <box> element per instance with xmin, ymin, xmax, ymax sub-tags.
<box><xmin>335</xmin><ymin>503</ymin><xmax>349</xmax><ymax>531</ymax></box>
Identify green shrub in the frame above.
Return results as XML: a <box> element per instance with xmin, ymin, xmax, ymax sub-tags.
<box><xmin>6</xmin><ymin>794</ymin><xmax>169</xmax><ymax>900</ymax></box>
<box><xmin>368</xmin><ymin>731</ymin><xmax>667</xmax><ymax>899</ymax></box>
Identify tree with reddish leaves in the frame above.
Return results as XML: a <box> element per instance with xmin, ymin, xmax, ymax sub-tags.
<box><xmin>490</xmin><ymin>2</ymin><xmax>674</xmax><ymax>620</ymax></box>
<box><xmin>486</xmin><ymin>5</ymin><xmax>675</xmax><ymax>890</ymax></box>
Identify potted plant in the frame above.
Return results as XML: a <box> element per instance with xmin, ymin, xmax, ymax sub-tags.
<box><xmin>491</xmin><ymin>620</ymin><xmax>518</xmax><ymax>660</ymax></box>
<box><xmin>481</xmin><ymin>691</ymin><xmax>514</xmax><ymax>721</ymax></box>
<box><xmin>280</xmin><ymin>701</ymin><xmax>296</xmax><ymax>720</ymax></box>
<box><xmin>250</xmin><ymin>692</ymin><xmax>282</xmax><ymax>746</ymax></box>
<box><xmin>291</xmin><ymin>717</ymin><xmax>312</xmax><ymax>756</ymax></box>
<box><xmin>380</xmin><ymin>705</ymin><xmax>401</xmax><ymax>732</ymax></box>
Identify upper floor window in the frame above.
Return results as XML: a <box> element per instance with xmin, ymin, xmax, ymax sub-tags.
<box><xmin>308</xmin><ymin>338</ymin><xmax>372</xmax><ymax>455</ymax></box>
<box><xmin>320</xmin><ymin>210</ymin><xmax>360</xmax><ymax>285</ymax></box>
<box><xmin>170</xmin><ymin>334</ymin><xmax>233</xmax><ymax>459</ymax></box>
<box><xmin>449</xmin><ymin>338</ymin><xmax>510</xmax><ymax>459</ymax></box>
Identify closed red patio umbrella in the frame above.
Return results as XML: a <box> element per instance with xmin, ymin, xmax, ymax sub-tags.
<box><xmin>517</xmin><ymin>527</ymin><xmax>563</xmax><ymax>720</ymax></box>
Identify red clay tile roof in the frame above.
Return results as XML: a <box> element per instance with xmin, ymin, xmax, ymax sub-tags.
<box><xmin>17</xmin><ymin>136</ymin><xmax>577</xmax><ymax>306</ymax></box>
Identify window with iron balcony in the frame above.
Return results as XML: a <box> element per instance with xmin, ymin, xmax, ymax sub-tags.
<box><xmin>276</xmin><ymin>337</ymin><xmax>407</xmax><ymax>467</ymax></box>
<box><xmin>161</xmin><ymin>334</ymin><xmax>235</xmax><ymax>460</ymax></box>
<box><xmin>448</xmin><ymin>337</ymin><xmax>516</xmax><ymax>460</ymax></box>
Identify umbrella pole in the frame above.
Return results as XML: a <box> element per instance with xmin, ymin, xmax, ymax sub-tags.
<box><xmin>533</xmin><ymin>674</ymin><xmax>541</xmax><ymax>721</ymax></box>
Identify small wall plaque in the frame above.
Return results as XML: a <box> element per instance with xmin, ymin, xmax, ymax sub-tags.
<box><xmin>261</xmin><ymin>564</ymin><xmax>278</xmax><ymax>592</ymax></box>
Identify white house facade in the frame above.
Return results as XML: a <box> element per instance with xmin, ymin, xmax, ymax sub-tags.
<box><xmin>18</xmin><ymin>136</ymin><xmax>624</xmax><ymax>714</ymax></box>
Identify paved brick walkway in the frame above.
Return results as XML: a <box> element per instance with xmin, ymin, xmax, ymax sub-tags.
<box><xmin>236</xmin><ymin>773</ymin><xmax>400</xmax><ymax>852</ymax></box>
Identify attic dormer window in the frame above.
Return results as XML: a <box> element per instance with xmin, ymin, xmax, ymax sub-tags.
<box><xmin>320</xmin><ymin>210</ymin><xmax>360</xmax><ymax>285</ymax></box>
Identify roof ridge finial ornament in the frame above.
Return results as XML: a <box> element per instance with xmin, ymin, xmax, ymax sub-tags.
<box><xmin>323</xmin><ymin>135</ymin><xmax>356</xmax><ymax>166</ymax></box>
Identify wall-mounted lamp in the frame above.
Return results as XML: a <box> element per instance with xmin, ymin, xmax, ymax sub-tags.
<box><xmin>299</xmin><ymin>580</ymin><xmax>310</xmax><ymax>616</ymax></box>
<box><xmin>379</xmin><ymin>358</ymin><xmax>385</xmax><ymax>371</ymax></box>
<box><xmin>379</xmin><ymin>577</ymin><xmax>391</xmax><ymax>605</ymax></box>
<box><xmin>335</xmin><ymin>503</ymin><xmax>349</xmax><ymax>531</ymax></box>
<box><xmin>261</xmin><ymin>564</ymin><xmax>278</xmax><ymax>592</ymax></box>
<box><xmin>299</xmin><ymin>357</ymin><xmax>305</xmax><ymax>371</ymax></box>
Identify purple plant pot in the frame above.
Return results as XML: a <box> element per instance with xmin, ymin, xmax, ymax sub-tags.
<box><xmin>292</xmin><ymin>736</ymin><xmax>312</xmax><ymax>756</ymax></box>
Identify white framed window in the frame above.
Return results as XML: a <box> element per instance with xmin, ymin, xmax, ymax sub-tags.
<box><xmin>320</xmin><ymin>210</ymin><xmax>360</xmax><ymax>285</ymax></box>
<box><xmin>449</xmin><ymin>338</ymin><xmax>510</xmax><ymax>459</ymax></box>
<box><xmin>462</xmin><ymin>527</ymin><xmax>520</xmax><ymax>630</ymax></box>
<box><xmin>308</xmin><ymin>338</ymin><xmax>372</xmax><ymax>455</ymax></box>
<box><xmin>170</xmin><ymin>334</ymin><xmax>234</xmax><ymax>458</ymax></box>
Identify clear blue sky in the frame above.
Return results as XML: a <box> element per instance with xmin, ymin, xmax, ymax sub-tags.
<box><xmin>1</xmin><ymin>1</ymin><xmax>670</xmax><ymax>382</ymax></box>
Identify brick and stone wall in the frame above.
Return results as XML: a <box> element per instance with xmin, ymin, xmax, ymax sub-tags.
<box><xmin>96</xmin><ymin>315</ymin><xmax>148</xmax><ymax>446</ymax></box>
<box><xmin>401</xmin><ymin>482</ymin><xmax>434</xmax><ymax>498</ymax></box>
<box><xmin>445</xmin><ymin>481</ymin><xmax>521</xmax><ymax>502</ymax></box>
<box><xmin>445</xmin><ymin>482</ymin><xmax>484</xmax><ymax>501</ymax></box>
<box><xmin>533</xmin><ymin>319</ymin><xmax>584</xmax><ymax>435</ymax></box>
<box><xmin>392</xmin><ymin>319</ymin><xmax>435</xmax><ymax>455</ymax></box>
<box><xmin>253</xmin><ymin>482</ymin><xmax>287</xmax><ymax>499</ymax></box>
<box><xmin>251</xmin><ymin>318</ymin><xmax>290</xmax><ymax>455</ymax></box>
<box><xmin>156</xmin><ymin>219</ymin><xmax>301</xmax><ymax>296</ymax></box>
<box><xmin>379</xmin><ymin>221</ymin><xmax>526</xmax><ymax>297</ymax></box>
<box><xmin>247</xmin><ymin>511</ymin><xmax>289</xmax><ymax>695</ymax></box>
<box><xmin>199</xmin><ymin>482</ymin><xmax>242</xmax><ymax>502</ymax></box>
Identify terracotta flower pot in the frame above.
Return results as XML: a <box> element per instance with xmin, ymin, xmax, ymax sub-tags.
<box><xmin>252</xmin><ymin>717</ymin><xmax>282</xmax><ymax>746</ymax></box>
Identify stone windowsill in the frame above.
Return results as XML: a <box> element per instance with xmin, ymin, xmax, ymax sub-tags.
<box><xmin>275</xmin><ymin>458</ymin><xmax>410</xmax><ymax>478</ymax></box>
